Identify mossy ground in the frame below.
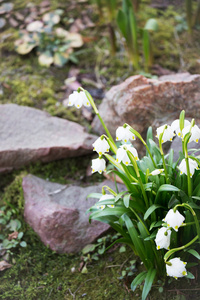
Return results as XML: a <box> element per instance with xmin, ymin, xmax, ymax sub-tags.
<box><xmin>1</xmin><ymin>0</ymin><xmax>200</xmax><ymax>299</ymax></box>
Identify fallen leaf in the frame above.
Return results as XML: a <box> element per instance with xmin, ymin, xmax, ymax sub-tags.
<box><xmin>26</xmin><ymin>20</ymin><xmax>43</xmax><ymax>32</ymax></box>
<box><xmin>0</xmin><ymin>260</ymin><xmax>12</xmax><ymax>271</ymax></box>
<box><xmin>0</xmin><ymin>3</ymin><xmax>14</xmax><ymax>15</ymax></box>
<box><xmin>14</xmin><ymin>12</ymin><xmax>24</xmax><ymax>21</ymax></box>
<box><xmin>38</xmin><ymin>50</ymin><xmax>54</xmax><ymax>67</ymax></box>
<box><xmin>8</xmin><ymin>17</ymin><xmax>19</xmax><ymax>27</ymax></box>
<box><xmin>67</xmin><ymin>32</ymin><xmax>83</xmax><ymax>48</ymax></box>
<box><xmin>40</xmin><ymin>0</ymin><xmax>50</xmax><ymax>7</ymax></box>
<box><xmin>15</xmin><ymin>36</ymin><xmax>38</xmax><ymax>55</ymax></box>
<box><xmin>0</xmin><ymin>17</ymin><xmax>5</xmax><ymax>28</ymax></box>
<box><xmin>8</xmin><ymin>231</ymin><xmax>18</xmax><ymax>241</ymax></box>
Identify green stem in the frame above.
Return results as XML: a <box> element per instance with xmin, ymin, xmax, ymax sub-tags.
<box><xmin>158</xmin><ymin>136</ymin><xmax>169</xmax><ymax>184</ymax></box>
<box><xmin>184</xmin><ymin>139</ymin><xmax>192</xmax><ymax>197</ymax></box>
<box><xmin>127</xmin><ymin>150</ymin><xmax>149</xmax><ymax>208</ymax></box>
<box><xmin>81</xmin><ymin>88</ymin><xmax>115</xmax><ymax>145</ymax></box>
<box><xmin>125</xmin><ymin>124</ymin><xmax>157</xmax><ymax>168</ymax></box>
<box><xmin>164</xmin><ymin>235</ymin><xmax>198</xmax><ymax>262</ymax></box>
<box><xmin>175</xmin><ymin>203</ymin><xmax>200</xmax><ymax>242</ymax></box>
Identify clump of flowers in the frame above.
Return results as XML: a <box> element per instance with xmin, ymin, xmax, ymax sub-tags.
<box><xmin>14</xmin><ymin>10</ymin><xmax>83</xmax><ymax>67</ymax></box>
<box><xmin>68</xmin><ymin>88</ymin><xmax>200</xmax><ymax>300</ymax></box>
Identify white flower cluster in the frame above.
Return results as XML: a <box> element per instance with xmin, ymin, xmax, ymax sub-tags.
<box><xmin>68</xmin><ymin>91</ymin><xmax>90</xmax><ymax>109</ymax></box>
<box><xmin>115</xmin><ymin>126</ymin><xmax>139</xmax><ymax>165</ymax></box>
<box><xmin>91</xmin><ymin>137</ymin><xmax>110</xmax><ymax>174</ymax></box>
<box><xmin>156</xmin><ymin>119</ymin><xmax>200</xmax><ymax>144</ymax></box>
<box><xmin>155</xmin><ymin>209</ymin><xmax>187</xmax><ymax>278</ymax></box>
<box><xmin>156</xmin><ymin>119</ymin><xmax>200</xmax><ymax>177</ymax></box>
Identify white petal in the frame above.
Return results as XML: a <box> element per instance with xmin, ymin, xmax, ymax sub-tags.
<box><xmin>155</xmin><ymin>227</ymin><xmax>171</xmax><ymax>250</ymax></box>
<box><xmin>164</xmin><ymin>209</ymin><xmax>185</xmax><ymax>231</ymax></box>
<box><xmin>166</xmin><ymin>258</ymin><xmax>187</xmax><ymax>278</ymax></box>
<box><xmin>91</xmin><ymin>158</ymin><xmax>106</xmax><ymax>174</ymax></box>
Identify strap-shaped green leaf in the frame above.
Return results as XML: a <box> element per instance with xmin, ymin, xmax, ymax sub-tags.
<box><xmin>142</xmin><ymin>268</ymin><xmax>156</xmax><ymax>300</ymax></box>
<box><xmin>117</xmin><ymin>9</ymin><xmax>127</xmax><ymax>40</ymax></box>
<box><xmin>144</xmin><ymin>204</ymin><xmax>163</xmax><ymax>220</ymax></box>
<box><xmin>131</xmin><ymin>271</ymin><xmax>147</xmax><ymax>292</ymax></box>
<box><xmin>186</xmin><ymin>249</ymin><xmax>200</xmax><ymax>260</ymax></box>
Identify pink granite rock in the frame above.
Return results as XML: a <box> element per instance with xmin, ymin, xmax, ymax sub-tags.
<box><xmin>23</xmin><ymin>175</ymin><xmax>124</xmax><ymax>253</ymax></box>
<box><xmin>92</xmin><ymin>73</ymin><xmax>200</xmax><ymax>150</ymax></box>
<box><xmin>0</xmin><ymin>104</ymin><xmax>97</xmax><ymax>172</ymax></box>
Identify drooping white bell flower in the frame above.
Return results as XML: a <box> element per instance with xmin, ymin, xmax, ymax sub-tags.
<box><xmin>155</xmin><ymin>227</ymin><xmax>171</xmax><ymax>250</ymax></box>
<box><xmin>163</xmin><ymin>209</ymin><xmax>185</xmax><ymax>231</ymax></box>
<box><xmin>178</xmin><ymin>158</ymin><xmax>199</xmax><ymax>177</ymax></box>
<box><xmin>92</xmin><ymin>137</ymin><xmax>110</xmax><ymax>156</ymax></box>
<box><xmin>96</xmin><ymin>194</ymin><xmax>115</xmax><ymax>210</ymax></box>
<box><xmin>156</xmin><ymin>125</ymin><xmax>175</xmax><ymax>143</ymax></box>
<box><xmin>150</xmin><ymin>169</ymin><xmax>164</xmax><ymax>176</ymax></box>
<box><xmin>182</xmin><ymin>124</ymin><xmax>200</xmax><ymax>143</ymax></box>
<box><xmin>68</xmin><ymin>91</ymin><xmax>90</xmax><ymax>109</ymax></box>
<box><xmin>91</xmin><ymin>158</ymin><xmax>106</xmax><ymax>174</ymax></box>
<box><xmin>116</xmin><ymin>145</ymin><xmax>139</xmax><ymax>165</ymax></box>
<box><xmin>166</xmin><ymin>257</ymin><xmax>187</xmax><ymax>279</ymax></box>
<box><xmin>116</xmin><ymin>126</ymin><xmax>135</xmax><ymax>143</ymax></box>
<box><xmin>171</xmin><ymin>119</ymin><xmax>191</xmax><ymax>137</ymax></box>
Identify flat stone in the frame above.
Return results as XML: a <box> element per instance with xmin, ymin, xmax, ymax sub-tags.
<box><xmin>0</xmin><ymin>104</ymin><xmax>97</xmax><ymax>172</ymax></box>
<box><xmin>23</xmin><ymin>175</ymin><xmax>125</xmax><ymax>253</ymax></box>
<box><xmin>92</xmin><ymin>73</ymin><xmax>200</xmax><ymax>152</ymax></box>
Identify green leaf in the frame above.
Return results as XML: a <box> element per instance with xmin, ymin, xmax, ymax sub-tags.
<box><xmin>53</xmin><ymin>52</ymin><xmax>68</xmax><ymax>67</ymax></box>
<box><xmin>117</xmin><ymin>10</ymin><xmax>127</xmax><ymax>40</ymax></box>
<box><xmin>87</xmin><ymin>193</ymin><xmax>102</xmax><ymax>199</ymax></box>
<box><xmin>17</xmin><ymin>232</ymin><xmax>24</xmax><ymax>240</ymax></box>
<box><xmin>192</xmin><ymin>196</ymin><xmax>200</xmax><ymax>201</ymax></box>
<box><xmin>168</xmin><ymin>195</ymin><xmax>180</xmax><ymax>208</ymax></box>
<box><xmin>8</xmin><ymin>219</ymin><xmax>21</xmax><ymax>231</ymax></box>
<box><xmin>82</xmin><ymin>244</ymin><xmax>96</xmax><ymax>254</ymax></box>
<box><xmin>20</xmin><ymin>241</ymin><xmax>27</xmax><ymax>247</ymax></box>
<box><xmin>144</xmin><ymin>205</ymin><xmax>162</xmax><ymax>220</ymax></box>
<box><xmin>185</xmin><ymin>271</ymin><xmax>195</xmax><ymax>279</ymax></box>
<box><xmin>123</xmin><ymin>214</ymin><xmax>147</xmax><ymax>266</ymax></box>
<box><xmin>142</xmin><ymin>268</ymin><xmax>156</xmax><ymax>300</ymax></box>
<box><xmin>119</xmin><ymin>246</ymin><xmax>126</xmax><ymax>253</ymax></box>
<box><xmin>115</xmin><ymin>191</ymin><xmax>127</xmax><ymax>202</ymax></box>
<box><xmin>186</xmin><ymin>249</ymin><xmax>200</xmax><ymax>260</ymax></box>
<box><xmin>123</xmin><ymin>194</ymin><xmax>131</xmax><ymax>208</ymax></box>
<box><xmin>149</xmin><ymin>220</ymin><xmax>163</xmax><ymax>230</ymax></box>
<box><xmin>131</xmin><ymin>271</ymin><xmax>147</xmax><ymax>292</ymax></box>
<box><xmin>155</xmin><ymin>184</ymin><xmax>180</xmax><ymax>203</ymax></box>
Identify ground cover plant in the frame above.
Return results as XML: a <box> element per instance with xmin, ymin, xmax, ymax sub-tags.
<box><xmin>0</xmin><ymin>0</ymin><xmax>200</xmax><ymax>299</ymax></box>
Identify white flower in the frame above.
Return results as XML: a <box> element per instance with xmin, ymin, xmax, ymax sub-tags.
<box><xmin>116</xmin><ymin>126</ymin><xmax>135</xmax><ymax>143</ymax></box>
<box><xmin>92</xmin><ymin>137</ymin><xmax>110</xmax><ymax>155</ymax></box>
<box><xmin>116</xmin><ymin>145</ymin><xmax>139</xmax><ymax>165</ymax></box>
<box><xmin>171</xmin><ymin>119</ymin><xmax>191</xmax><ymax>137</ymax></box>
<box><xmin>166</xmin><ymin>258</ymin><xmax>187</xmax><ymax>279</ymax></box>
<box><xmin>182</xmin><ymin>124</ymin><xmax>200</xmax><ymax>143</ymax></box>
<box><xmin>68</xmin><ymin>91</ymin><xmax>90</xmax><ymax>109</ymax></box>
<box><xmin>179</xmin><ymin>158</ymin><xmax>199</xmax><ymax>177</ymax></box>
<box><xmin>156</xmin><ymin>125</ymin><xmax>175</xmax><ymax>143</ymax></box>
<box><xmin>96</xmin><ymin>194</ymin><xmax>115</xmax><ymax>210</ymax></box>
<box><xmin>155</xmin><ymin>227</ymin><xmax>171</xmax><ymax>250</ymax></box>
<box><xmin>163</xmin><ymin>209</ymin><xmax>185</xmax><ymax>231</ymax></box>
<box><xmin>150</xmin><ymin>169</ymin><xmax>164</xmax><ymax>176</ymax></box>
<box><xmin>91</xmin><ymin>158</ymin><xmax>106</xmax><ymax>174</ymax></box>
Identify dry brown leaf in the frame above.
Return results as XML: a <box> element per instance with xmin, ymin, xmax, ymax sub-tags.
<box><xmin>0</xmin><ymin>260</ymin><xmax>12</xmax><ymax>271</ymax></box>
<box><xmin>8</xmin><ymin>231</ymin><xmax>18</xmax><ymax>241</ymax></box>
<box><xmin>8</xmin><ymin>17</ymin><xmax>19</xmax><ymax>27</ymax></box>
